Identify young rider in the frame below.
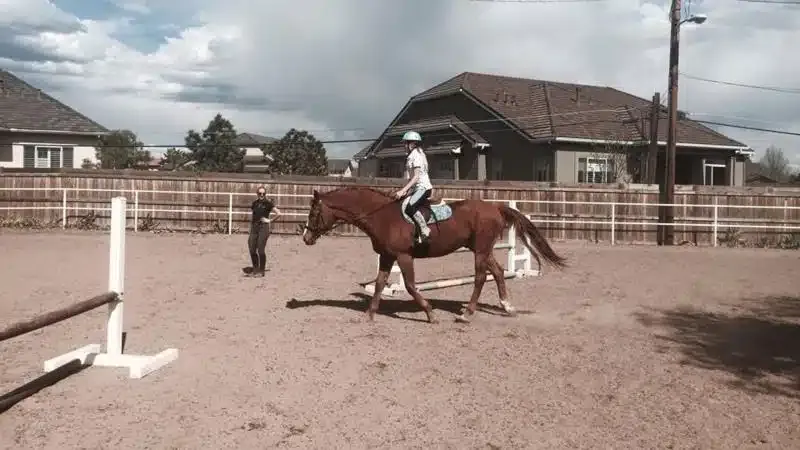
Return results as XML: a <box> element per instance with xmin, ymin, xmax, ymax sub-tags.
<box><xmin>393</xmin><ymin>130</ymin><xmax>432</xmax><ymax>243</ymax></box>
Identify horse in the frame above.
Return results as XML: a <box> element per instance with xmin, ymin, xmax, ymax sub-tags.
<box><xmin>300</xmin><ymin>186</ymin><xmax>567</xmax><ymax>323</ymax></box>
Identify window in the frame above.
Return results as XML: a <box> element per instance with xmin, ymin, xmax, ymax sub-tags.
<box><xmin>23</xmin><ymin>145</ymin><xmax>74</xmax><ymax>169</ymax></box>
<box><xmin>432</xmin><ymin>158</ymin><xmax>455</xmax><ymax>179</ymax></box>
<box><xmin>378</xmin><ymin>161</ymin><xmax>404</xmax><ymax>178</ymax></box>
<box><xmin>703</xmin><ymin>162</ymin><xmax>726</xmax><ymax>186</ymax></box>
<box><xmin>577</xmin><ymin>157</ymin><xmax>615</xmax><ymax>183</ymax></box>
<box><xmin>490</xmin><ymin>157</ymin><xmax>503</xmax><ymax>180</ymax></box>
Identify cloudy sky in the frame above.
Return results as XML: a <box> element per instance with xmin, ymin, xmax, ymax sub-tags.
<box><xmin>1</xmin><ymin>0</ymin><xmax>798</xmax><ymax>164</ymax></box>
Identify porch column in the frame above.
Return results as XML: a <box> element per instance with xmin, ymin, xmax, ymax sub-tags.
<box><xmin>726</xmin><ymin>156</ymin><xmax>735</xmax><ymax>186</ymax></box>
<box><xmin>475</xmin><ymin>143</ymin><xmax>490</xmax><ymax>181</ymax></box>
<box><xmin>453</xmin><ymin>156</ymin><xmax>460</xmax><ymax>180</ymax></box>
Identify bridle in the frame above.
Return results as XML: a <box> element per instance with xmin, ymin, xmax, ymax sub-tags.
<box><xmin>300</xmin><ymin>194</ymin><xmax>400</xmax><ymax>237</ymax></box>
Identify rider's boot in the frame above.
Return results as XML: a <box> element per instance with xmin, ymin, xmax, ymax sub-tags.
<box><xmin>412</xmin><ymin>211</ymin><xmax>430</xmax><ymax>243</ymax></box>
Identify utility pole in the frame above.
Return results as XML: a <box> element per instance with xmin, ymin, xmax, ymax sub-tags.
<box><xmin>647</xmin><ymin>92</ymin><xmax>663</xmax><ymax>244</ymax></box>
<box><xmin>647</xmin><ymin>92</ymin><xmax>660</xmax><ymax>184</ymax></box>
<box><xmin>663</xmin><ymin>0</ymin><xmax>682</xmax><ymax>246</ymax></box>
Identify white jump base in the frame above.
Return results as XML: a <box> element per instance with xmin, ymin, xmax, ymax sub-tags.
<box><xmin>363</xmin><ymin>201</ymin><xmax>539</xmax><ymax>297</ymax></box>
<box><xmin>43</xmin><ymin>196</ymin><xmax>179</xmax><ymax>379</ymax></box>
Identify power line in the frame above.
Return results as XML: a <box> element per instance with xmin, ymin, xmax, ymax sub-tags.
<box><xmin>692</xmin><ymin>119</ymin><xmax>800</xmax><ymax>137</ymax></box>
<box><xmin>680</xmin><ymin>72</ymin><xmax>800</xmax><ymax>94</ymax></box>
<box><xmin>140</xmin><ymin>114</ymin><xmax>652</xmax><ymax>148</ymax></box>
<box><xmin>138</xmin><ymin>106</ymin><xmax>650</xmax><ymax>145</ymax></box>
<box><xmin>469</xmin><ymin>0</ymin><xmax>608</xmax><ymax>3</ymax></box>
<box><xmin>736</xmin><ymin>0</ymin><xmax>800</xmax><ymax>4</ymax></box>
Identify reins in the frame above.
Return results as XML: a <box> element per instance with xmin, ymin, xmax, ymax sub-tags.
<box><xmin>301</xmin><ymin>190</ymin><xmax>400</xmax><ymax>236</ymax></box>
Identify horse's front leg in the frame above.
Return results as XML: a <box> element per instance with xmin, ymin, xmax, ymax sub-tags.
<box><xmin>367</xmin><ymin>253</ymin><xmax>395</xmax><ymax>321</ymax></box>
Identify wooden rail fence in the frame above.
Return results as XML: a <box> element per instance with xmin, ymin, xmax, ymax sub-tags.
<box><xmin>2</xmin><ymin>170</ymin><xmax>799</xmax><ymax>246</ymax></box>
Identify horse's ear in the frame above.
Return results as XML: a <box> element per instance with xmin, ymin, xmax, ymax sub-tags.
<box><xmin>312</xmin><ymin>189</ymin><xmax>319</xmax><ymax>199</ymax></box>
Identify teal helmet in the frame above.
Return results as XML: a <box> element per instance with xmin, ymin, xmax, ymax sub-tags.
<box><xmin>402</xmin><ymin>131</ymin><xmax>422</xmax><ymax>142</ymax></box>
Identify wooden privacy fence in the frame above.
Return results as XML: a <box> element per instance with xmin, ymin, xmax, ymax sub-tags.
<box><xmin>1</xmin><ymin>197</ymin><xmax>179</xmax><ymax>412</ymax></box>
<box><xmin>1</xmin><ymin>170</ymin><xmax>800</xmax><ymax>246</ymax></box>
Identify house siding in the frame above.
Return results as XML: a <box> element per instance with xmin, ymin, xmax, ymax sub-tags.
<box><xmin>0</xmin><ymin>132</ymin><xmax>99</xmax><ymax>168</ymax></box>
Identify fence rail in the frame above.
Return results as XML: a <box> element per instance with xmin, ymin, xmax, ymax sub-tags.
<box><xmin>1</xmin><ymin>187</ymin><xmax>799</xmax><ymax>247</ymax></box>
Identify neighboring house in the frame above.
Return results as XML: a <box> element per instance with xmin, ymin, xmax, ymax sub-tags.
<box><xmin>0</xmin><ymin>70</ymin><xmax>109</xmax><ymax>169</ymax></box>
<box><xmin>362</xmin><ymin>71</ymin><xmax>753</xmax><ymax>186</ymax></box>
<box><xmin>327</xmin><ymin>158</ymin><xmax>354</xmax><ymax>177</ymax></box>
<box><xmin>236</xmin><ymin>132</ymin><xmax>276</xmax><ymax>173</ymax></box>
<box><xmin>352</xmin><ymin>144</ymin><xmax>377</xmax><ymax>177</ymax></box>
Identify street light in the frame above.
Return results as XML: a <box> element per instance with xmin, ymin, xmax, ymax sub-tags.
<box><xmin>661</xmin><ymin>3</ymin><xmax>706</xmax><ymax>246</ymax></box>
<box><xmin>682</xmin><ymin>13</ymin><xmax>707</xmax><ymax>25</ymax></box>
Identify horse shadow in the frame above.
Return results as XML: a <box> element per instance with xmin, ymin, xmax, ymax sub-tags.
<box><xmin>285</xmin><ymin>292</ymin><xmax>516</xmax><ymax>323</ymax></box>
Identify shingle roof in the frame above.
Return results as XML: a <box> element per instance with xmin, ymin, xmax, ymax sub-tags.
<box><xmin>235</xmin><ymin>132</ymin><xmax>277</xmax><ymax>146</ymax></box>
<box><xmin>352</xmin><ymin>144</ymin><xmax>372</xmax><ymax>161</ymax></box>
<box><xmin>0</xmin><ymin>69</ymin><xmax>108</xmax><ymax>134</ymax></box>
<box><xmin>412</xmin><ymin>71</ymin><xmax>748</xmax><ymax>149</ymax></box>
<box><xmin>386</xmin><ymin>115</ymin><xmax>488</xmax><ymax>145</ymax></box>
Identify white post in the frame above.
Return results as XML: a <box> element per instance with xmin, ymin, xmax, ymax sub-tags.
<box><xmin>133</xmin><ymin>190</ymin><xmax>139</xmax><ymax>232</ymax></box>
<box><xmin>61</xmin><ymin>188</ymin><xmax>67</xmax><ymax>229</ymax></box>
<box><xmin>507</xmin><ymin>200</ymin><xmax>517</xmax><ymax>272</ymax></box>
<box><xmin>784</xmin><ymin>199</ymin><xmax>789</xmax><ymax>233</ymax></box>
<box><xmin>228</xmin><ymin>193</ymin><xmax>233</xmax><ymax>235</ymax></box>
<box><xmin>712</xmin><ymin>199</ymin><xmax>719</xmax><ymax>247</ymax></box>
<box><xmin>610</xmin><ymin>203</ymin><xmax>616</xmax><ymax>246</ymax></box>
<box><xmin>106</xmin><ymin>197</ymin><xmax>126</xmax><ymax>356</ymax></box>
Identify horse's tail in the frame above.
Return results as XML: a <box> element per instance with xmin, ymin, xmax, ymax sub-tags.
<box><xmin>499</xmin><ymin>205</ymin><xmax>567</xmax><ymax>270</ymax></box>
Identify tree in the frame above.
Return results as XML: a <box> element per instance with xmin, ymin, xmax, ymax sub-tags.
<box><xmin>95</xmin><ymin>129</ymin><xmax>150</xmax><ymax>169</ymax></box>
<box><xmin>81</xmin><ymin>158</ymin><xmax>97</xmax><ymax>169</ymax></box>
<box><xmin>160</xmin><ymin>147</ymin><xmax>191</xmax><ymax>171</ymax></box>
<box><xmin>586</xmin><ymin>133</ymin><xmax>638</xmax><ymax>184</ymax></box>
<box><xmin>266</xmin><ymin>128</ymin><xmax>328</xmax><ymax>176</ymax></box>
<box><xmin>758</xmin><ymin>145</ymin><xmax>792</xmax><ymax>182</ymax></box>
<box><xmin>184</xmin><ymin>113</ymin><xmax>243</xmax><ymax>172</ymax></box>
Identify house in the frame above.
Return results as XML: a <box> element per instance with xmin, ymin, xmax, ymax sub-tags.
<box><xmin>327</xmin><ymin>158</ymin><xmax>355</xmax><ymax>177</ymax></box>
<box><xmin>351</xmin><ymin>144</ymin><xmax>377</xmax><ymax>177</ymax></box>
<box><xmin>236</xmin><ymin>132</ymin><xmax>276</xmax><ymax>173</ymax></box>
<box><xmin>0</xmin><ymin>70</ymin><xmax>109</xmax><ymax>169</ymax></box>
<box><xmin>361</xmin><ymin>71</ymin><xmax>753</xmax><ymax>186</ymax></box>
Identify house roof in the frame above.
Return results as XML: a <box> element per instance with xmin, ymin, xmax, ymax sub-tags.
<box><xmin>0</xmin><ymin>69</ymin><xmax>108</xmax><ymax>134</ymax></box>
<box><xmin>410</xmin><ymin>71</ymin><xmax>748</xmax><ymax>149</ymax></box>
<box><xmin>386</xmin><ymin>115</ymin><xmax>488</xmax><ymax>145</ymax></box>
<box><xmin>235</xmin><ymin>132</ymin><xmax>277</xmax><ymax>146</ymax></box>
<box><xmin>352</xmin><ymin>144</ymin><xmax>372</xmax><ymax>161</ymax></box>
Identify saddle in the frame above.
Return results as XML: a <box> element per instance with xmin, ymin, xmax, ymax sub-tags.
<box><xmin>400</xmin><ymin>195</ymin><xmax>453</xmax><ymax>225</ymax></box>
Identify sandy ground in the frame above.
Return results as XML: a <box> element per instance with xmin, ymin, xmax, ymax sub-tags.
<box><xmin>0</xmin><ymin>229</ymin><xmax>799</xmax><ymax>450</ymax></box>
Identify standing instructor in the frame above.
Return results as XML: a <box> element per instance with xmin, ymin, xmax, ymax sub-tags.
<box><xmin>246</xmin><ymin>185</ymin><xmax>281</xmax><ymax>277</ymax></box>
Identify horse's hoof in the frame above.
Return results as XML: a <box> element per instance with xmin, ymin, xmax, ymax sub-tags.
<box><xmin>455</xmin><ymin>314</ymin><xmax>470</xmax><ymax>323</ymax></box>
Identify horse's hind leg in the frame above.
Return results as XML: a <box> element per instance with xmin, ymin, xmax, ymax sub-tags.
<box><xmin>456</xmin><ymin>250</ymin><xmax>489</xmax><ymax>323</ymax></box>
<box><xmin>395</xmin><ymin>253</ymin><xmax>438</xmax><ymax>324</ymax></box>
<box><xmin>367</xmin><ymin>253</ymin><xmax>395</xmax><ymax>321</ymax></box>
<box><xmin>486</xmin><ymin>253</ymin><xmax>516</xmax><ymax>316</ymax></box>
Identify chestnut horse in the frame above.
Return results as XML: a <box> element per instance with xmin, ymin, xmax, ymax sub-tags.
<box><xmin>300</xmin><ymin>186</ymin><xmax>567</xmax><ymax>323</ymax></box>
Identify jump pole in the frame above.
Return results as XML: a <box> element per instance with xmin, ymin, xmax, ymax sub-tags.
<box><xmin>363</xmin><ymin>200</ymin><xmax>539</xmax><ymax>297</ymax></box>
<box><xmin>42</xmin><ymin>196</ymin><xmax>179</xmax><ymax>379</ymax></box>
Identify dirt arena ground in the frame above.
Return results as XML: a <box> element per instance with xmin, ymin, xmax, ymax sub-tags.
<box><xmin>0</xmin><ymin>229</ymin><xmax>798</xmax><ymax>449</ymax></box>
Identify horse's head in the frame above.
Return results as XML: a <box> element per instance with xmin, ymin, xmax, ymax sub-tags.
<box><xmin>300</xmin><ymin>186</ymin><xmax>396</xmax><ymax>245</ymax></box>
<box><xmin>300</xmin><ymin>189</ymin><xmax>336</xmax><ymax>245</ymax></box>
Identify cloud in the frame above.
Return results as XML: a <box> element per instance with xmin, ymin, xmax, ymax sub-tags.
<box><xmin>1</xmin><ymin>0</ymin><xmax>798</xmax><ymax>161</ymax></box>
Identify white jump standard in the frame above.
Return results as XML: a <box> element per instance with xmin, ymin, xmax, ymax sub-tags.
<box><xmin>43</xmin><ymin>196</ymin><xmax>179</xmax><ymax>379</ymax></box>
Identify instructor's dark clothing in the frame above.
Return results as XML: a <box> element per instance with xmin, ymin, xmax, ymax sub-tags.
<box><xmin>248</xmin><ymin>198</ymin><xmax>274</xmax><ymax>273</ymax></box>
